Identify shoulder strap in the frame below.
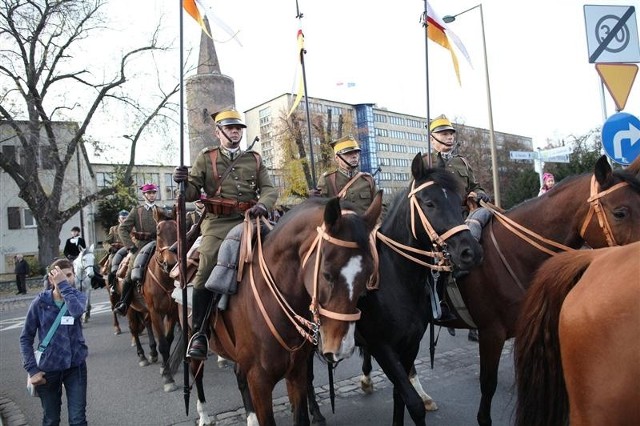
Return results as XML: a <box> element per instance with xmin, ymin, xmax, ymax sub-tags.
<box><xmin>208</xmin><ymin>149</ymin><xmax>261</xmax><ymax>196</ymax></box>
<box><xmin>337</xmin><ymin>172</ymin><xmax>366</xmax><ymax>199</ymax></box>
<box><xmin>361</xmin><ymin>173</ymin><xmax>376</xmax><ymax>198</ymax></box>
<box><xmin>328</xmin><ymin>173</ymin><xmax>339</xmax><ymax>196</ymax></box>
<box><xmin>38</xmin><ymin>304</ymin><xmax>68</xmax><ymax>352</ymax></box>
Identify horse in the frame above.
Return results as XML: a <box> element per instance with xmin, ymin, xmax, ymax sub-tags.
<box><xmin>73</xmin><ymin>244</ymin><xmax>97</xmax><ymax>323</ymax></box>
<box><xmin>513</xmin><ymin>241</ymin><xmax>640</xmax><ymax>426</ymax></box>
<box><xmin>182</xmin><ymin>193</ymin><xmax>383</xmax><ymax>426</ymax></box>
<box><xmin>140</xmin><ymin>216</ymin><xmax>181</xmax><ymax>392</ymax></box>
<box><xmin>431</xmin><ymin>155</ymin><xmax>640</xmax><ymax>425</ymax></box>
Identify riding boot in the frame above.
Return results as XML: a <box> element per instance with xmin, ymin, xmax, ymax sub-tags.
<box><xmin>114</xmin><ymin>278</ymin><xmax>133</xmax><ymax>316</ymax></box>
<box><xmin>187</xmin><ymin>288</ymin><xmax>215</xmax><ymax>360</ymax></box>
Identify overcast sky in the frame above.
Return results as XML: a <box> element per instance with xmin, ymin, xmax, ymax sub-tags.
<box><xmin>95</xmin><ymin>0</ymin><xmax>639</xmax><ymax>161</ymax></box>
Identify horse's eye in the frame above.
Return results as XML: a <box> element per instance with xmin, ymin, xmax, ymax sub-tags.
<box><xmin>322</xmin><ymin>271</ymin><xmax>332</xmax><ymax>282</ymax></box>
<box><xmin>612</xmin><ymin>207</ymin><xmax>628</xmax><ymax>220</ymax></box>
<box><xmin>425</xmin><ymin>200</ymin><xmax>435</xmax><ymax>208</ymax></box>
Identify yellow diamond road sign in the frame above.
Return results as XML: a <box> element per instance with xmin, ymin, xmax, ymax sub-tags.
<box><xmin>596</xmin><ymin>63</ymin><xmax>638</xmax><ymax>111</ymax></box>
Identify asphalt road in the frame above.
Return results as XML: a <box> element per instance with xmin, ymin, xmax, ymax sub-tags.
<box><xmin>1</xmin><ymin>289</ymin><xmax>516</xmax><ymax>425</ymax></box>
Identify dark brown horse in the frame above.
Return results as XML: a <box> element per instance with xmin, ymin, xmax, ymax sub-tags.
<box><xmin>186</xmin><ymin>194</ymin><xmax>383</xmax><ymax>426</ymax></box>
<box><xmin>514</xmin><ymin>241</ymin><xmax>640</xmax><ymax>426</ymax></box>
<box><xmin>440</xmin><ymin>155</ymin><xmax>640</xmax><ymax>425</ymax></box>
<box><xmin>140</xmin><ymin>217</ymin><xmax>181</xmax><ymax>392</ymax></box>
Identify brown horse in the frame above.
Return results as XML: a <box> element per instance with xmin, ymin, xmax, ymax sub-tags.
<box><xmin>438</xmin><ymin>155</ymin><xmax>640</xmax><ymax>425</ymax></box>
<box><xmin>514</xmin><ymin>241</ymin><xmax>640</xmax><ymax>426</ymax></box>
<box><xmin>140</xmin><ymin>217</ymin><xmax>181</xmax><ymax>392</ymax></box>
<box><xmin>184</xmin><ymin>194</ymin><xmax>383</xmax><ymax>426</ymax></box>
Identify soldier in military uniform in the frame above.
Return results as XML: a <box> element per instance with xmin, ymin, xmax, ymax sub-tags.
<box><xmin>423</xmin><ymin>114</ymin><xmax>491</xmax><ymax>341</ymax></box>
<box><xmin>113</xmin><ymin>184</ymin><xmax>159</xmax><ymax>315</ymax></box>
<box><xmin>173</xmin><ymin>108</ymin><xmax>277</xmax><ymax>360</ymax></box>
<box><xmin>102</xmin><ymin>210</ymin><xmax>128</xmax><ymax>292</ymax></box>
<box><xmin>315</xmin><ymin>136</ymin><xmax>377</xmax><ymax>215</ymax></box>
<box><xmin>186</xmin><ymin>198</ymin><xmax>205</xmax><ymax>231</ymax></box>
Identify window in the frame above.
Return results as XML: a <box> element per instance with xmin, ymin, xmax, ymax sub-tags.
<box><xmin>164</xmin><ymin>173</ymin><xmax>176</xmax><ymax>199</ymax></box>
<box><xmin>7</xmin><ymin>207</ymin><xmax>20</xmax><ymax>229</ymax></box>
<box><xmin>96</xmin><ymin>172</ymin><xmax>114</xmax><ymax>188</ymax></box>
<box><xmin>24</xmin><ymin>209</ymin><xmax>36</xmax><ymax>228</ymax></box>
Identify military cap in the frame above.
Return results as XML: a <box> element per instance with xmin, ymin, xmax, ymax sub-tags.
<box><xmin>429</xmin><ymin>114</ymin><xmax>456</xmax><ymax>133</ymax></box>
<box><xmin>211</xmin><ymin>108</ymin><xmax>247</xmax><ymax>128</ymax></box>
<box><xmin>330</xmin><ymin>136</ymin><xmax>361</xmax><ymax>155</ymax></box>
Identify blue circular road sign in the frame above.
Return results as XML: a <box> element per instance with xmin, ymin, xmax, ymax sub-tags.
<box><xmin>601</xmin><ymin>112</ymin><xmax>640</xmax><ymax>165</ymax></box>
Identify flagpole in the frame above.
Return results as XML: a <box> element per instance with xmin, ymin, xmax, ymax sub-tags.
<box><xmin>178</xmin><ymin>0</ymin><xmax>191</xmax><ymax>416</ymax></box>
<box><xmin>295</xmin><ymin>0</ymin><xmax>317</xmax><ymax>188</ymax></box>
<box><xmin>423</xmin><ymin>1</ymin><xmax>432</xmax><ymax>167</ymax></box>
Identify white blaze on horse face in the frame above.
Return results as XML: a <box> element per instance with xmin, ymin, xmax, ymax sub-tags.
<box><xmin>341</xmin><ymin>255</ymin><xmax>363</xmax><ymax>300</ymax></box>
<box><xmin>442</xmin><ymin>188</ymin><xmax>448</xmax><ymax>199</ymax></box>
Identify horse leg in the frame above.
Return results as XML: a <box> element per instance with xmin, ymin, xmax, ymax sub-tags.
<box><xmin>129</xmin><ymin>312</ymin><xmax>149</xmax><ymax>366</ymax></box>
<box><xmin>305</xmin><ymin>352</ymin><xmax>326</xmax><ymax>425</ymax></box>
<box><xmin>110</xmin><ymin>291</ymin><xmax>122</xmax><ymax>334</ymax></box>
<box><xmin>409</xmin><ymin>364</ymin><xmax>438</xmax><ymax>411</ymax></box>
<box><xmin>190</xmin><ymin>360</ymin><xmax>214</xmax><ymax>426</ymax></box>
<box><xmin>234</xmin><ymin>365</ymin><xmax>258</xmax><ymax>426</ymax></box>
<box><xmin>150</xmin><ymin>312</ymin><xmax>177</xmax><ymax>392</ymax></box>
<box><xmin>145</xmin><ymin>316</ymin><xmax>158</xmax><ymax>364</ymax></box>
<box><xmin>83</xmin><ymin>287</ymin><xmax>91</xmax><ymax>323</ymax></box>
<box><xmin>360</xmin><ymin>348</ymin><xmax>374</xmax><ymax>394</ymax></box>
<box><xmin>246</xmin><ymin>367</ymin><xmax>278</xmax><ymax>426</ymax></box>
<box><xmin>476</xmin><ymin>328</ymin><xmax>507</xmax><ymax>426</ymax></box>
<box><xmin>285</xmin><ymin>363</ymin><xmax>311</xmax><ymax>426</ymax></box>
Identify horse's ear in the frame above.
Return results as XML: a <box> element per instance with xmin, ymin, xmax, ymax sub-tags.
<box><xmin>594</xmin><ymin>155</ymin><xmax>614</xmax><ymax>188</ymax></box>
<box><xmin>324</xmin><ymin>197</ymin><xmax>342</xmax><ymax>227</ymax></box>
<box><xmin>626</xmin><ymin>153</ymin><xmax>640</xmax><ymax>175</ymax></box>
<box><xmin>362</xmin><ymin>191</ymin><xmax>383</xmax><ymax>231</ymax></box>
<box><xmin>411</xmin><ymin>153</ymin><xmax>427</xmax><ymax>180</ymax></box>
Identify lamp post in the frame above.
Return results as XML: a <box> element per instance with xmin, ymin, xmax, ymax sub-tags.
<box><xmin>443</xmin><ymin>4</ymin><xmax>501</xmax><ymax>207</ymax></box>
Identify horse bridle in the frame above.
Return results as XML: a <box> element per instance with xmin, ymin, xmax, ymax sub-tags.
<box><xmin>579</xmin><ymin>175</ymin><xmax>629</xmax><ymax>247</ymax></box>
<box><xmin>376</xmin><ymin>180</ymin><xmax>469</xmax><ymax>272</ymax></box>
<box><xmin>247</xmin><ymin>211</ymin><xmax>367</xmax><ymax>352</ymax></box>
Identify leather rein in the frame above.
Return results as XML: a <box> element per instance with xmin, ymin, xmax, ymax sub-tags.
<box><xmin>376</xmin><ymin>180</ymin><xmax>470</xmax><ymax>272</ymax></box>
<box><xmin>245</xmin><ymin>211</ymin><xmax>366</xmax><ymax>352</ymax></box>
<box><xmin>482</xmin><ymin>174</ymin><xmax>629</xmax><ymax>290</ymax></box>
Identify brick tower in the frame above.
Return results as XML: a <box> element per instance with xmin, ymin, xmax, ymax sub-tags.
<box><xmin>185</xmin><ymin>18</ymin><xmax>236</xmax><ymax>164</ymax></box>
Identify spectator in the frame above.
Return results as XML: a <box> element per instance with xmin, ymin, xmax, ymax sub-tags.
<box><xmin>14</xmin><ymin>254</ymin><xmax>30</xmax><ymax>295</ymax></box>
<box><xmin>538</xmin><ymin>172</ymin><xmax>555</xmax><ymax>195</ymax></box>
<box><xmin>63</xmin><ymin>227</ymin><xmax>86</xmax><ymax>261</ymax></box>
<box><xmin>20</xmin><ymin>258</ymin><xmax>88</xmax><ymax>426</ymax></box>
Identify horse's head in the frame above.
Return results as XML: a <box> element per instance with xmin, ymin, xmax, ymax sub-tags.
<box><xmin>155</xmin><ymin>220</ymin><xmax>178</xmax><ymax>273</ymax></box>
<box><xmin>402</xmin><ymin>153</ymin><xmax>483</xmax><ymax>273</ymax></box>
<box><xmin>296</xmin><ymin>193</ymin><xmax>382</xmax><ymax>363</ymax></box>
<box><xmin>73</xmin><ymin>244</ymin><xmax>95</xmax><ymax>288</ymax></box>
<box><xmin>579</xmin><ymin>155</ymin><xmax>640</xmax><ymax>247</ymax></box>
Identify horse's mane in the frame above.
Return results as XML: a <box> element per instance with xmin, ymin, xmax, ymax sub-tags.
<box><xmin>614</xmin><ymin>167</ymin><xmax>640</xmax><ymax>193</ymax></box>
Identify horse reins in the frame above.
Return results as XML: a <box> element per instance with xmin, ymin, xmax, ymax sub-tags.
<box><xmin>579</xmin><ymin>176</ymin><xmax>629</xmax><ymax>247</ymax></box>
<box><xmin>248</xmin><ymin>211</ymin><xmax>365</xmax><ymax>352</ymax></box>
<box><xmin>376</xmin><ymin>180</ymin><xmax>469</xmax><ymax>272</ymax></box>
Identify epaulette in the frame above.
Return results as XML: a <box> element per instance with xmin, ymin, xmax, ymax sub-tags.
<box><xmin>202</xmin><ymin>146</ymin><xmax>218</xmax><ymax>154</ymax></box>
<box><xmin>323</xmin><ymin>170</ymin><xmax>337</xmax><ymax>177</ymax></box>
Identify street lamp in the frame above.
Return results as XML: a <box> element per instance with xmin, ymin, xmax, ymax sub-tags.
<box><xmin>443</xmin><ymin>4</ymin><xmax>501</xmax><ymax>207</ymax></box>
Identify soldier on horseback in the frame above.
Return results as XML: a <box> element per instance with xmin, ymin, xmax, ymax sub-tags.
<box><xmin>172</xmin><ymin>108</ymin><xmax>278</xmax><ymax>360</ymax></box>
<box><xmin>113</xmin><ymin>183</ymin><xmax>159</xmax><ymax>316</ymax></box>
<box><xmin>102</xmin><ymin>210</ymin><xmax>128</xmax><ymax>294</ymax></box>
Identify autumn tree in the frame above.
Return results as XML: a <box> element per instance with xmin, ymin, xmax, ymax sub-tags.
<box><xmin>0</xmin><ymin>0</ymin><xmax>179</xmax><ymax>265</ymax></box>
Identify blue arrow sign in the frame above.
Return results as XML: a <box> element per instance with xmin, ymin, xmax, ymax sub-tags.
<box><xmin>602</xmin><ymin>112</ymin><xmax>640</xmax><ymax>165</ymax></box>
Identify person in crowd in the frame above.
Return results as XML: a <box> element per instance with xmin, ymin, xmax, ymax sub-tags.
<box><xmin>102</xmin><ymin>210</ymin><xmax>129</xmax><ymax>292</ymax></box>
<box><xmin>15</xmin><ymin>254</ymin><xmax>30</xmax><ymax>294</ymax></box>
<box><xmin>424</xmin><ymin>114</ymin><xmax>492</xmax><ymax>342</ymax></box>
<box><xmin>313</xmin><ymin>135</ymin><xmax>379</xmax><ymax>215</ymax></box>
<box><xmin>63</xmin><ymin>227</ymin><xmax>86</xmax><ymax>261</ymax></box>
<box><xmin>538</xmin><ymin>172</ymin><xmax>555</xmax><ymax>195</ymax></box>
<box><xmin>113</xmin><ymin>184</ymin><xmax>159</xmax><ymax>315</ymax></box>
<box><xmin>173</xmin><ymin>107</ymin><xmax>277</xmax><ymax>360</ymax></box>
<box><xmin>186</xmin><ymin>198</ymin><xmax>206</xmax><ymax>230</ymax></box>
<box><xmin>20</xmin><ymin>258</ymin><xmax>88</xmax><ymax>426</ymax></box>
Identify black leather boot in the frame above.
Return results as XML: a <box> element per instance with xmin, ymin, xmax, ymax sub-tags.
<box><xmin>114</xmin><ymin>278</ymin><xmax>133</xmax><ymax>316</ymax></box>
<box><xmin>187</xmin><ymin>288</ymin><xmax>215</xmax><ymax>360</ymax></box>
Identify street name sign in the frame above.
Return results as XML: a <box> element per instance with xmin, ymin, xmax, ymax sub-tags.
<box><xmin>509</xmin><ymin>151</ymin><xmax>537</xmax><ymax>161</ymax></box>
<box><xmin>601</xmin><ymin>112</ymin><xmax>640</xmax><ymax>165</ymax></box>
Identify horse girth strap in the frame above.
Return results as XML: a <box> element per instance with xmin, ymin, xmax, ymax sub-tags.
<box><xmin>408</xmin><ymin>180</ymin><xmax>469</xmax><ymax>247</ymax></box>
<box><xmin>579</xmin><ymin>176</ymin><xmax>629</xmax><ymax>247</ymax></box>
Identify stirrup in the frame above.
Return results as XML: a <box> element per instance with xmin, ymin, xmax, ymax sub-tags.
<box><xmin>187</xmin><ymin>333</ymin><xmax>209</xmax><ymax>360</ymax></box>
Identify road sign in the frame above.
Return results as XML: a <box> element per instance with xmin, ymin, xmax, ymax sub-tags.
<box><xmin>540</xmin><ymin>145</ymin><xmax>572</xmax><ymax>157</ymax></box>
<box><xmin>509</xmin><ymin>151</ymin><xmax>537</xmax><ymax>161</ymax></box>
<box><xmin>542</xmin><ymin>155</ymin><xmax>570</xmax><ymax>164</ymax></box>
<box><xmin>601</xmin><ymin>112</ymin><xmax>640</xmax><ymax>165</ymax></box>
<box><xmin>584</xmin><ymin>5</ymin><xmax>640</xmax><ymax>63</ymax></box>
<box><xmin>596</xmin><ymin>63</ymin><xmax>638</xmax><ymax>110</ymax></box>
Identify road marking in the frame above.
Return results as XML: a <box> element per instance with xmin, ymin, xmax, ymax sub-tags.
<box><xmin>0</xmin><ymin>301</ymin><xmax>114</xmax><ymax>332</ymax></box>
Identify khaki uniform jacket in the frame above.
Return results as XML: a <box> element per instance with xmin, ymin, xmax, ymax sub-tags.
<box><xmin>118</xmin><ymin>205</ymin><xmax>158</xmax><ymax>250</ymax></box>
<box><xmin>103</xmin><ymin>225</ymin><xmax>124</xmax><ymax>252</ymax></box>
<box><xmin>317</xmin><ymin>170</ymin><xmax>376</xmax><ymax>216</ymax></box>
<box><xmin>424</xmin><ymin>153</ymin><xmax>486</xmax><ymax>199</ymax></box>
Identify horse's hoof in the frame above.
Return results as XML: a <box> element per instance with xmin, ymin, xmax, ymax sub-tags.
<box><xmin>311</xmin><ymin>415</ymin><xmax>327</xmax><ymax>425</ymax></box>
<box><xmin>114</xmin><ymin>329</ymin><xmax>121</xmax><ymax>335</ymax></box>
<box><xmin>217</xmin><ymin>359</ymin><xmax>230</xmax><ymax>369</ymax></box>
<box><xmin>360</xmin><ymin>376</ymin><xmax>374</xmax><ymax>394</ymax></box>
<box><xmin>139</xmin><ymin>358</ymin><xmax>150</xmax><ymax>367</ymax></box>
<box><xmin>150</xmin><ymin>356</ymin><xmax>158</xmax><ymax>363</ymax></box>
<box><xmin>424</xmin><ymin>398</ymin><xmax>438</xmax><ymax>411</ymax></box>
<box><xmin>163</xmin><ymin>382</ymin><xmax>178</xmax><ymax>393</ymax></box>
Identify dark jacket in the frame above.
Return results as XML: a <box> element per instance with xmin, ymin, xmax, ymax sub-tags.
<box><xmin>63</xmin><ymin>236</ymin><xmax>86</xmax><ymax>259</ymax></box>
<box><xmin>15</xmin><ymin>259</ymin><xmax>29</xmax><ymax>276</ymax></box>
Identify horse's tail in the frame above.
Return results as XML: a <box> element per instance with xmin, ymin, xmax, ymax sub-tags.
<box><xmin>168</xmin><ymin>325</ymin><xmax>185</xmax><ymax>377</ymax></box>
<box><xmin>513</xmin><ymin>249</ymin><xmax>595</xmax><ymax>426</ymax></box>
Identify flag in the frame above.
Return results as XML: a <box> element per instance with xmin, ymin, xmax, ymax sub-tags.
<box><xmin>425</xmin><ymin>3</ymin><xmax>473</xmax><ymax>85</ymax></box>
<box><xmin>183</xmin><ymin>0</ymin><xmax>212</xmax><ymax>39</ymax></box>
<box><xmin>287</xmin><ymin>29</ymin><xmax>305</xmax><ymax>118</ymax></box>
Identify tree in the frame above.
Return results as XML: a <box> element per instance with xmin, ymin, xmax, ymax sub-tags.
<box><xmin>0</xmin><ymin>0</ymin><xmax>179</xmax><ymax>266</ymax></box>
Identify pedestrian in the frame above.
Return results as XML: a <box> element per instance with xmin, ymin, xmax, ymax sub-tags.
<box><xmin>113</xmin><ymin>184</ymin><xmax>159</xmax><ymax>315</ymax></box>
<box><xmin>15</xmin><ymin>254</ymin><xmax>30</xmax><ymax>294</ymax></box>
<box><xmin>20</xmin><ymin>258</ymin><xmax>88</xmax><ymax>426</ymax></box>
<box><xmin>538</xmin><ymin>172</ymin><xmax>555</xmax><ymax>195</ymax></box>
<box><xmin>62</xmin><ymin>227</ymin><xmax>86</xmax><ymax>261</ymax></box>
<box><xmin>173</xmin><ymin>107</ymin><xmax>278</xmax><ymax>360</ymax></box>
<box><xmin>424</xmin><ymin>114</ymin><xmax>492</xmax><ymax>342</ymax></box>
<box><xmin>314</xmin><ymin>135</ymin><xmax>378</xmax><ymax>215</ymax></box>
